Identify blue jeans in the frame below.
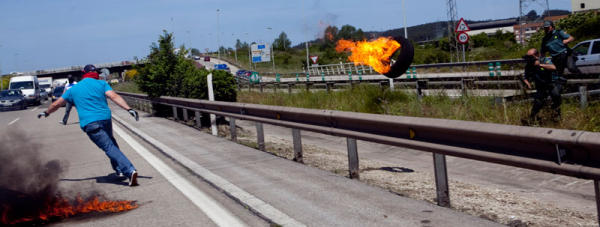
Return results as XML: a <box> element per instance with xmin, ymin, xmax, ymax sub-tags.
<box><xmin>83</xmin><ymin>119</ymin><xmax>136</xmax><ymax>177</ymax></box>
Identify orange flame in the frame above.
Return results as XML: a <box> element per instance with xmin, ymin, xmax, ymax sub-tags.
<box><xmin>2</xmin><ymin>195</ymin><xmax>138</xmax><ymax>225</ymax></box>
<box><xmin>335</xmin><ymin>37</ymin><xmax>401</xmax><ymax>74</ymax></box>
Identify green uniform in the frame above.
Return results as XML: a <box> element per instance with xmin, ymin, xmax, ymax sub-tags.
<box><xmin>541</xmin><ymin>30</ymin><xmax>570</xmax><ymax>56</ymax></box>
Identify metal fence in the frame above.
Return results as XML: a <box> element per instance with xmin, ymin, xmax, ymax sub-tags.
<box><xmin>117</xmin><ymin>91</ymin><xmax>600</xmax><ymax>223</ymax></box>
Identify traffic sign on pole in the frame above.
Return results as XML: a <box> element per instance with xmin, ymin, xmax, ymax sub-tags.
<box><xmin>455</xmin><ymin>18</ymin><xmax>471</xmax><ymax>33</ymax></box>
<box><xmin>457</xmin><ymin>32</ymin><xmax>469</xmax><ymax>44</ymax></box>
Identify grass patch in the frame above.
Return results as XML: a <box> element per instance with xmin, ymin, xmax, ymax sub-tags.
<box><xmin>112</xmin><ymin>81</ymin><xmax>143</xmax><ymax>94</ymax></box>
<box><xmin>238</xmin><ymin>84</ymin><xmax>600</xmax><ymax>132</ymax></box>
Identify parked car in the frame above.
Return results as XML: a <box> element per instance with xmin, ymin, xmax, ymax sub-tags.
<box><xmin>193</xmin><ymin>55</ymin><xmax>201</xmax><ymax>60</ymax></box>
<box><xmin>51</xmin><ymin>86</ymin><xmax>65</xmax><ymax>102</ymax></box>
<box><xmin>204</xmin><ymin>56</ymin><xmax>211</xmax><ymax>62</ymax></box>
<box><xmin>571</xmin><ymin>38</ymin><xmax>600</xmax><ymax>74</ymax></box>
<box><xmin>0</xmin><ymin>89</ymin><xmax>26</xmax><ymax>111</ymax></box>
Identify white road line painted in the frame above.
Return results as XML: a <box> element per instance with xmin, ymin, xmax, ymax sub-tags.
<box><xmin>30</xmin><ymin>107</ymin><xmax>39</xmax><ymax>112</ymax></box>
<box><xmin>8</xmin><ymin>118</ymin><xmax>20</xmax><ymax>125</ymax></box>
<box><xmin>112</xmin><ymin>115</ymin><xmax>305</xmax><ymax>227</ymax></box>
<box><xmin>113</xmin><ymin>124</ymin><xmax>246</xmax><ymax>227</ymax></box>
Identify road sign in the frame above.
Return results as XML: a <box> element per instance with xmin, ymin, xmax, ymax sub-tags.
<box><xmin>457</xmin><ymin>32</ymin><xmax>469</xmax><ymax>44</ymax></box>
<box><xmin>455</xmin><ymin>18</ymin><xmax>471</xmax><ymax>33</ymax></box>
<box><xmin>251</xmin><ymin>43</ymin><xmax>271</xmax><ymax>63</ymax></box>
<box><xmin>310</xmin><ymin>56</ymin><xmax>319</xmax><ymax>64</ymax></box>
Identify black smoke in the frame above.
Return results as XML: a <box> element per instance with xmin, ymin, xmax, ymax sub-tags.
<box><xmin>0</xmin><ymin>129</ymin><xmax>65</xmax><ymax>225</ymax></box>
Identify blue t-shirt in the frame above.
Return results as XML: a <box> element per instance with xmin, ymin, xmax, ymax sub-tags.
<box><xmin>61</xmin><ymin>78</ymin><xmax>113</xmax><ymax>128</ymax></box>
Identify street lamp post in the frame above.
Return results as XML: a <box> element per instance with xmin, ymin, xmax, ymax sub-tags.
<box><xmin>216</xmin><ymin>9</ymin><xmax>221</xmax><ymax>60</ymax></box>
<box><xmin>267</xmin><ymin>27</ymin><xmax>275</xmax><ymax>72</ymax></box>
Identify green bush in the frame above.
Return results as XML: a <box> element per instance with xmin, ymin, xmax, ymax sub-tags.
<box><xmin>136</xmin><ymin>30</ymin><xmax>237</xmax><ymax>102</ymax></box>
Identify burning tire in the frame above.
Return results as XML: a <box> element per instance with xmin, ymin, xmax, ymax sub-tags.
<box><xmin>384</xmin><ymin>36</ymin><xmax>414</xmax><ymax>79</ymax></box>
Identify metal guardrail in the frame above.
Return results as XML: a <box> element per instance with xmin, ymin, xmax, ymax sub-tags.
<box><xmin>300</xmin><ymin>59</ymin><xmax>525</xmax><ymax>77</ymax></box>
<box><xmin>117</xmin><ymin>91</ymin><xmax>600</xmax><ymax>222</ymax></box>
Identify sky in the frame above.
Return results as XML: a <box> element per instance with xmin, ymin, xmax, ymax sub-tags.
<box><xmin>0</xmin><ymin>0</ymin><xmax>571</xmax><ymax>73</ymax></box>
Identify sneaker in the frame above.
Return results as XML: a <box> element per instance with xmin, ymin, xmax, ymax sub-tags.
<box><xmin>116</xmin><ymin>172</ymin><xmax>125</xmax><ymax>178</ymax></box>
<box><xmin>59</xmin><ymin>121</ymin><xmax>66</xmax><ymax>125</ymax></box>
<box><xmin>129</xmin><ymin>171</ymin><xmax>138</xmax><ymax>186</ymax></box>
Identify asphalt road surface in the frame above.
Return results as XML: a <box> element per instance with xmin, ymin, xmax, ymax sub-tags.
<box><xmin>1</xmin><ymin>100</ymin><xmax>266</xmax><ymax>226</ymax></box>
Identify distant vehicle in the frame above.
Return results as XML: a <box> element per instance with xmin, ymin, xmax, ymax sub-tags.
<box><xmin>40</xmin><ymin>90</ymin><xmax>48</xmax><ymax>101</ymax></box>
<box><xmin>0</xmin><ymin>89</ymin><xmax>26</xmax><ymax>111</ymax></box>
<box><xmin>214</xmin><ymin>64</ymin><xmax>230</xmax><ymax>72</ymax></box>
<box><xmin>9</xmin><ymin>75</ymin><xmax>40</xmax><ymax>105</ymax></box>
<box><xmin>193</xmin><ymin>55</ymin><xmax>201</xmax><ymax>60</ymax></box>
<box><xmin>204</xmin><ymin>56</ymin><xmax>211</xmax><ymax>62</ymax></box>
<box><xmin>38</xmin><ymin>77</ymin><xmax>52</xmax><ymax>93</ymax></box>
<box><xmin>51</xmin><ymin>86</ymin><xmax>65</xmax><ymax>102</ymax></box>
<box><xmin>53</xmin><ymin>78</ymin><xmax>69</xmax><ymax>87</ymax></box>
<box><xmin>571</xmin><ymin>38</ymin><xmax>600</xmax><ymax>74</ymax></box>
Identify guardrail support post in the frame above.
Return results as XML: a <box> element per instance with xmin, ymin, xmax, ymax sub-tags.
<box><xmin>595</xmin><ymin>180</ymin><xmax>600</xmax><ymax>224</ymax></box>
<box><xmin>259</xmin><ymin>84</ymin><xmax>264</xmax><ymax>93</ymax></box>
<box><xmin>229</xmin><ymin>117</ymin><xmax>237</xmax><ymax>142</ymax></box>
<box><xmin>306</xmin><ymin>82</ymin><xmax>311</xmax><ymax>92</ymax></box>
<box><xmin>292</xmin><ymin>129</ymin><xmax>303</xmax><ymax>163</ymax></box>
<box><xmin>274</xmin><ymin>83</ymin><xmax>278</xmax><ymax>93</ymax></box>
<box><xmin>433</xmin><ymin>153</ymin><xmax>450</xmax><ymax>207</ymax></box>
<box><xmin>326</xmin><ymin>83</ymin><xmax>333</xmax><ymax>93</ymax></box>
<box><xmin>195</xmin><ymin>111</ymin><xmax>202</xmax><ymax>128</ymax></box>
<box><xmin>580</xmin><ymin>85</ymin><xmax>588</xmax><ymax>109</ymax></box>
<box><xmin>183</xmin><ymin>109</ymin><xmax>188</xmax><ymax>121</ymax></box>
<box><xmin>248</xmin><ymin>84</ymin><xmax>252</xmax><ymax>92</ymax></box>
<box><xmin>346</xmin><ymin>138</ymin><xmax>360</xmax><ymax>179</ymax></box>
<box><xmin>288</xmin><ymin>84</ymin><xmax>293</xmax><ymax>94</ymax></box>
<box><xmin>256</xmin><ymin>122</ymin><xmax>265</xmax><ymax>151</ymax></box>
<box><xmin>389</xmin><ymin>78</ymin><xmax>394</xmax><ymax>90</ymax></box>
<box><xmin>172</xmin><ymin>106</ymin><xmax>178</xmax><ymax>120</ymax></box>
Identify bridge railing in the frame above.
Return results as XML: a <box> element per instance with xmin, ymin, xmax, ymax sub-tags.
<box><xmin>116</xmin><ymin>91</ymin><xmax>600</xmax><ymax>221</ymax></box>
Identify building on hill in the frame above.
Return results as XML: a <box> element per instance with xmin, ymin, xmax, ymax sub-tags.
<box><xmin>513</xmin><ymin>15</ymin><xmax>569</xmax><ymax>45</ymax></box>
<box><xmin>572</xmin><ymin>0</ymin><xmax>600</xmax><ymax>13</ymax></box>
<box><xmin>465</xmin><ymin>18</ymin><xmax>518</xmax><ymax>36</ymax></box>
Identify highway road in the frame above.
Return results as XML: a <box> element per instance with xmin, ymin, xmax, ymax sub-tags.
<box><xmin>0</xmin><ymin>101</ymin><xmax>265</xmax><ymax>226</ymax></box>
<box><xmin>0</xmin><ymin>99</ymin><xmax>503</xmax><ymax>226</ymax></box>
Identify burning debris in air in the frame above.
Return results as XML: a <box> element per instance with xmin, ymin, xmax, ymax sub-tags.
<box><xmin>0</xmin><ymin>129</ymin><xmax>138</xmax><ymax>225</ymax></box>
<box><xmin>335</xmin><ymin>37</ymin><xmax>401</xmax><ymax>74</ymax></box>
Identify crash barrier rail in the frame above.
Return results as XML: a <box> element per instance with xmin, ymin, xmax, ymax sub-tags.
<box><xmin>116</xmin><ymin>91</ymin><xmax>600</xmax><ymax>222</ymax></box>
<box><xmin>300</xmin><ymin>59</ymin><xmax>524</xmax><ymax>78</ymax></box>
<box><xmin>239</xmin><ymin>77</ymin><xmax>600</xmax><ymax>107</ymax></box>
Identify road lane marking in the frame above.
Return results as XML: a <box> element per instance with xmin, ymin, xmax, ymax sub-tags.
<box><xmin>8</xmin><ymin>118</ymin><xmax>20</xmax><ymax>125</ymax></box>
<box><xmin>113</xmin><ymin>124</ymin><xmax>247</xmax><ymax>227</ymax></box>
<box><xmin>113</xmin><ymin>115</ymin><xmax>305</xmax><ymax>227</ymax></box>
<box><xmin>30</xmin><ymin>107</ymin><xmax>39</xmax><ymax>112</ymax></box>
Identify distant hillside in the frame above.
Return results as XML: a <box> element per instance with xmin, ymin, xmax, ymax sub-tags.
<box><xmin>292</xmin><ymin>9</ymin><xmax>570</xmax><ymax>47</ymax></box>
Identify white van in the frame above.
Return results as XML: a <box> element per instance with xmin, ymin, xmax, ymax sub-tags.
<box><xmin>38</xmin><ymin>77</ymin><xmax>53</xmax><ymax>93</ymax></box>
<box><xmin>9</xmin><ymin>75</ymin><xmax>41</xmax><ymax>105</ymax></box>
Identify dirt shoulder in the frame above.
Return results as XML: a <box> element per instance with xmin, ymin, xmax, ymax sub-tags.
<box><xmin>213</xmin><ymin>119</ymin><xmax>598</xmax><ymax>227</ymax></box>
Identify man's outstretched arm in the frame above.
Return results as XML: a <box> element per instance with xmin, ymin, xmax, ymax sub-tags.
<box><xmin>106</xmin><ymin>90</ymin><xmax>132</xmax><ymax>110</ymax></box>
<box><xmin>106</xmin><ymin>90</ymin><xmax>139</xmax><ymax>121</ymax></box>
<box><xmin>37</xmin><ymin>98</ymin><xmax>67</xmax><ymax>118</ymax></box>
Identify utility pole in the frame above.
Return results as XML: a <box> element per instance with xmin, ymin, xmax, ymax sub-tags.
<box><xmin>446</xmin><ymin>0</ymin><xmax>459</xmax><ymax>62</ymax></box>
<box><xmin>217</xmin><ymin>9</ymin><xmax>221</xmax><ymax>60</ymax></box>
<box><xmin>403</xmin><ymin>0</ymin><xmax>408</xmax><ymax>39</ymax></box>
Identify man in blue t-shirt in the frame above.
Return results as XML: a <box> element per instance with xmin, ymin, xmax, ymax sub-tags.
<box><xmin>37</xmin><ymin>64</ymin><xmax>141</xmax><ymax>186</ymax></box>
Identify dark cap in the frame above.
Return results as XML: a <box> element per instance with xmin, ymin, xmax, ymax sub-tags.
<box><xmin>83</xmin><ymin>64</ymin><xmax>97</xmax><ymax>73</ymax></box>
<box><xmin>543</xmin><ymin>21</ymin><xmax>554</xmax><ymax>28</ymax></box>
